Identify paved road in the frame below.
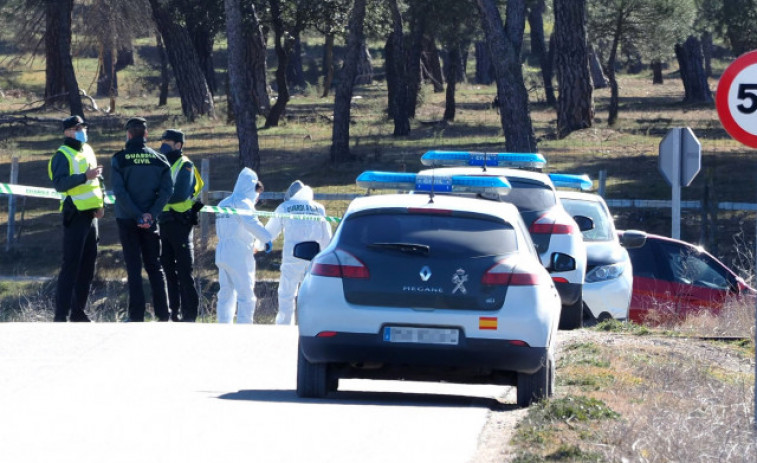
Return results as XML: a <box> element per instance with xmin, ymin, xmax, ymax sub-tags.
<box><xmin>0</xmin><ymin>324</ymin><xmax>509</xmax><ymax>463</ymax></box>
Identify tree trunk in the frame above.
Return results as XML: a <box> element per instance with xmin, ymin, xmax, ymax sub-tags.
<box><xmin>44</xmin><ymin>0</ymin><xmax>83</xmax><ymax>117</ymax></box>
<box><xmin>589</xmin><ymin>46</ymin><xmax>607</xmax><ymax>89</ymax></box>
<box><xmin>244</xmin><ymin>6</ymin><xmax>271</xmax><ymax>117</ymax></box>
<box><xmin>331</xmin><ymin>0</ymin><xmax>367</xmax><ymax>163</ymax></box>
<box><xmin>265</xmin><ymin>0</ymin><xmax>293</xmax><ymax>128</ymax></box>
<box><xmin>605</xmin><ymin>11</ymin><xmax>622</xmax><ymax>126</ymax></box>
<box><xmin>527</xmin><ymin>0</ymin><xmax>556</xmax><ymax>105</ymax></box>
<box><xmin>387</xmin><ymin>0</ymin><xmax>410</xmax><ymax>136</ymax></box>
<box><xmin>149</xmin><ymin>0</ymin><xmax>215</xmax><ymax>120</ymax></box>
<box><xmin>675</xmin><ymin>36</ymin><xmax>713</xmax><ymax>104</ymax></box>
<box><xmin>287</xmin><ymin>33</ymin><xmax>307</xmax><ymax>90</ymax></box>
<box><xmin>157</xmin><ymin>31</ymin><xmax>170</xmax><ymax>106</ymax></box>
<box><xmin>422</xmin><ymin>35</ymin><xmax>444</xmax><ymax>93</ymax></box>
<box><xmin>476</xmin><ymin>0</ymin><xmax>536</xmax><ymax>152</ymax></box>
<box><xmin>321</xmin><ymin>33</ymin><xmax>335</xmax><ymax>97</ymax></box>
<box><xmin>474</xmin><ymin>41</ymin><xmax>494</xmax><ymax>84</ymax></box>
<box><xmin>96</xmin><ymin>0</ymin><xmax>117</xmax><ymax>98</ymax></box>
<box><xmin>651</xmin><ymin>59</ymin><xmax>664</xmax><ymax>84</ymax></box>
<box><xmin>355</xmin><ymin>43</ymin><xmax>373</xmax><ymax>85</ymax></box>
<box><xmin>553</xmin><ymin>0</ymin><xmax>593</xmax><ymax>138</ymax></box>
<box><xmin>405</xmin><ymin>6</ymin><xmax>425</xmax><ymax>119</ymax></box>
<box><xmin>186</xmin><ymin>22</ymin><xmax>217</xmax><ymax>96</ymax></box>
<box><xmin>443</xmin><ymin>42</ymin><xmax>460</xmax><ymax>122</ymax></box>
<box><xmin>701</xmin><ymin>31</ymin><xmax>713</xmax><ymax>78</ymax></box>
<box><xmin>224</xmin><ymin>0</ymin><xmax>261</xmax><ymax>171</ymax></box>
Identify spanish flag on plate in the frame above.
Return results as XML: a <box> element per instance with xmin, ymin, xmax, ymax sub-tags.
<box><xmin>479</xmin><ymin>317</ymin><xmax>497</xmax><ymax>330</ymax></box>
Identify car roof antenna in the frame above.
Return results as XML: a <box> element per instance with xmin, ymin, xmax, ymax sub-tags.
<box><xmin>482</xmin><ymin>152</ymin><xmax>488</xmax><ymax>172</ymax></box>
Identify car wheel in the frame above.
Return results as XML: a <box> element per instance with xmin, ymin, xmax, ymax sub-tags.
<box><xmin>296</xmin><ymin>342</ymin><xmax>329</xmax><ymax>398</ymax></box>
<box><xmin>517</xmin><ymin>357</ymin><xmax>552</xmax><ymax>408</ymax></box>
<box><xmin>558</xmin><ymin>297</ymin><xmax>584</xmax><ymax>330</ymax></box>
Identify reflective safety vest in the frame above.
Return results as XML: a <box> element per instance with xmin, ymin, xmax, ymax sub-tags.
<box><xmin>164</xmin><ymin>155</ymin><xmax>204</xmax><ymax>213</ymax></box>
<box><xmin>48</xmin><ymin>144</ymin><xmax>104</xmax><ymax>211</ymax></box>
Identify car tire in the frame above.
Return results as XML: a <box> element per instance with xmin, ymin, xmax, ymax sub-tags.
<box><xmin>517</xmin><ymin>355</ymin><xmax>552</xmax><ymax>408</ymax></box>
<box><xmin>558</xmin><ymin>298</ymin><xmax>584</xmax><ymax>330</ymax></box>
<box><xmin>296</xmin><ymin>342</ymin><xmax>329</xmax><ymax>398</ymax></box>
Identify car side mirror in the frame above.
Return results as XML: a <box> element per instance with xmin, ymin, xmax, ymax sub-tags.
<box><xmin>572</xmin><ymin>215</ymin><xmax>594</xmax><ymax>232</ymax></box>
<box><xmin>293</xmin><ymin>241</ymin><xmax>321</xmax><ymax>261</ymax></box>
<box><xmin>620</xmin><ymin>230</ymin><xmax>647</xmax><ymax>249</ymax></box>
<box><xmin>551</xmin><ymin>252</ymin><xmax>576</xmax><ymax>272</ymax></box>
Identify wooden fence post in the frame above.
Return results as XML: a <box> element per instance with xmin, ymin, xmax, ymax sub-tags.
<box><xmin>200</xmin><ymin>158</ymin><xmax>210</xmax><ymax>248</ymax></box>
<box><xmin>6</xmin><ymin>155</ymin><xmax>18</xmax><ymax>252</ymax></box>
<box><xmin>598</xmin><ymin>169</ymin><xmax>607</xmax><ymax>197</ymax></box>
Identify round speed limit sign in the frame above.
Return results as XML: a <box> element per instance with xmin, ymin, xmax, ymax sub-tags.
<box><xmin>717</xmin><ymin>50</ymin><xmax>757</xmax><ymax>148</ymax></box>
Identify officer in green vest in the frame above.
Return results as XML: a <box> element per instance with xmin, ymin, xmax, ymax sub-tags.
<box><xmin>48</xmin><ymin>115</ymin><xmax>105</xmax><ymax>322</ymax></box>
<box><xmin>157</xmin><ymin>129</ymin><xmax>203</xmax><ymax>322</ymax></box>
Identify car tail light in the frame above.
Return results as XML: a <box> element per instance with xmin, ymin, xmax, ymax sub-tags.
<box><xmin>311</xmin><ymin>249</ymin><xmax>370</xmax><ymax>279</ymax></box>
<box><xmin>482</xmin><ymin>260</ymin><xmax>541</xmax><ymax>286</ymax></box>
<box><xmin>530</xmin><ymin>212</ymin><xmax>574</xmax><ymax>235</ymax></box>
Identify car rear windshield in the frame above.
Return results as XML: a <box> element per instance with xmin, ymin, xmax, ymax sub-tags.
<box><xmin>560</xmin><ymin>198</ymin><xmax>614</xmax><ymax>241</ymax></box>
<box><xmin>339</xmin><ymin>210</ymin><xmax>518</xmax><ymax>257</ymax></box>
<box><xmin>505</xmin><ymin>179</ymin><xmax>556</xmax><ymax>212</ymax></box>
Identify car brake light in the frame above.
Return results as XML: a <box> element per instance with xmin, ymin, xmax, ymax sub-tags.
<box><xmin>316</xmin><ymin>331</ymin><xmax>338</xmax><ymax>337</ymax></box>
<box><xmin>482</xmin><ymin>260</ymin><xmax>541</xmax><ymax>286</ymax></box>
<box><xmin>311</xmin><ymin>249</ymin><xmax>370</xmax><ymax>279</ymax></box>
<box><xmin>552</xmin><ymin>276</ymin><xmax>569</xmax><ymax>283</ymax></box>
<box><xmin>530</xmin><ymin>212</ymin><xmax>574</xmax><ymax>235</ymax></box>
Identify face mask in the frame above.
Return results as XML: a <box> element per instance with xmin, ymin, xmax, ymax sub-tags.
<box><xmin>159</xmin><ymin>143</ymin><xmax>173</xmax><ymax>154</ymax></box>
<box><xmin>74</xmin><ymin>130</ymin><xmax>88</xmax><ymax>143</ymax></box>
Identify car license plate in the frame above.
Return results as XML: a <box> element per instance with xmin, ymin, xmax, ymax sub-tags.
<box><xmin>383</xmin><ymin>327</ymin><xmax>459</xmax><ymax>345</ymax></box>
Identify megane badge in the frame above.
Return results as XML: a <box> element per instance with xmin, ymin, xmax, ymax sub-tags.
<box><xmin>452</xmin><ymin>269</ymin><xmax>468</xmax><ymax>294</ymax></box>
<box><xmin>419</xmin><ymin>265</ymin><xmax>432</xmax><ymax>282</ymax></box>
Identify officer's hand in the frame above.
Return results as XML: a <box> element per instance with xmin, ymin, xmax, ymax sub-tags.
<box><xmin>94</xmin><ymin>207</ymin><xmax>104</xmax><ymax>219</ymax></box>
<box><xmin>265</xmin><ymin>241</ymin><xmax>273</xmax><ymax>254</ymax></box>
<box><xmin>86</xmin><ymin>165</ymin><xmax>103</xmax><ymax>180</ymax></box>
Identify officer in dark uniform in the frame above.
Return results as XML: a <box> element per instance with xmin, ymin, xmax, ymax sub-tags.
<box><xmin>157</xmin><ymin>129</ymin><xmax>202</xmax><ymax>322</ymax></box>
<box><xmin>49</xmin><ymin>115</ymin><xmax>105</xmax><ymax>322</ymax></box>
<box><xmin>111</xmin><ymin>117</ymin><xmax>174</xmax><ymax>322</ymax></box>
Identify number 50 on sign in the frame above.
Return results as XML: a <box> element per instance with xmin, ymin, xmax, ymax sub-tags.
<box><xmin>716</xmin><ymin>50</ymin><xmax>757</xmax><ymax>148</ymax></box>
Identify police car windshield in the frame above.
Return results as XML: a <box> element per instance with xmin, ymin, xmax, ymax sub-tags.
<box><xmin>505</xmin><ymin>179</ymin><xmax>556</xmax><ymax>212</ymax></box>
<box><xmin>340</xmin><ymin>211</ymin><xmax>518</xmax><ymax>257</ymax></box>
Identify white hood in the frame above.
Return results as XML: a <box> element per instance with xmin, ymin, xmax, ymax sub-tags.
<box><xmin>230</xmin><ymin>167</ymin><xmax>259</xmax><ymax>204</ymax></box>
<box><xmin>290</xmin><ymin>184</ymin><xmax>314</xmax><ymax>202</ymax></box>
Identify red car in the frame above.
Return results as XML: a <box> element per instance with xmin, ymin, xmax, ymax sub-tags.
<box><xmin>622</xmin><ymin>232</ymin><xmax>755</xmax><ymax>324</ymax></box>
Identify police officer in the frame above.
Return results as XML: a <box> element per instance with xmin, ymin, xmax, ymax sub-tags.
<box><xmin>49</xmin><ymin>115</ymin><xmax>105</xmax><ymax>322</ymax></box>
<box><xmin>157</xmin><ymin>129</ymin><xmax>203</xmax><ymax>322</ymax></box>
<box><xmin>111</xmin><ymin>117</ymin><xmax>173</xmax><ymax>322</ymax></box>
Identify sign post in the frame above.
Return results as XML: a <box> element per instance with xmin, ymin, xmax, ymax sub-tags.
<box><xmin>658</xmin><ymin>127</ymin><xmax>701</xmax><ymax>239</ymax></box>
<box><xmin>715</xmin><ymin>49</ymin><xmax>757</xmax><ymax>431</ymax></box>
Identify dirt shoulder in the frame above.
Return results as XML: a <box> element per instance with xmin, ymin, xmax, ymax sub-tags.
<box><xmin>473</xmin><ymin>325</ymin><xmax>756</xmax><ymax>462</ymax></box>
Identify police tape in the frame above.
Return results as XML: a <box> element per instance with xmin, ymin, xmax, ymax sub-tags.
<box><xmin>0</xmin><ymin>182</ymin><xmax>342</xmax><ymax>223</ymax></box>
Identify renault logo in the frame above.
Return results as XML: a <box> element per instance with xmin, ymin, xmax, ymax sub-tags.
<box><xmin>419</xmin><ymin>265</ymin><xmax>432</xmax><ymax>281</ymax></box>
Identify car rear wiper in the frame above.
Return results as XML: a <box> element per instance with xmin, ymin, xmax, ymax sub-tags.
<box><xmin>368</xmin><ymin>242</ymin><xmax>430</xmax><ymax>255</ymax></box>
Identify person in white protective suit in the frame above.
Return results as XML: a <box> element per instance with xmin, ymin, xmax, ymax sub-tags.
<box><xmin>266</xmin><ymin>180</ymin><xmax>332</xmax><ymax>325</ymax></box>
<box><xmin>215</xmin><ymin>168</ymin><xmax>273</xmax><ymax>323</ymax></box>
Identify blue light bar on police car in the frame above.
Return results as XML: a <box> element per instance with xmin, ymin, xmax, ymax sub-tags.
<box><xmin>356</xmin><ymin>171</ymin><xmax>511</xmax><ymax>195</ymax></box>
<box><xmin>421</xmin><ymin>150</ymin><xmax>546</xmax><ymax>169</ymax></box>
<box><xmin>548</xmin><ymin>173</ymin><xmax>593</xmax><ymax>191</ymax></box>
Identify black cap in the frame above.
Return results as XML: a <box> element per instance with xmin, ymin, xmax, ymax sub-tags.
<box><xmin>62</xmin><ymin>115</ymin><xmax>87</xmax><ymax>131</ymax></box>
<box><xmin>125</xmin><ymin>117</ymin><xmax>147</xmax><ymax>130</ymax></box>
<box><xmin>161</xmin><ymin>129</ymin><xmax>185</xmax><ymax>144</ymax></box>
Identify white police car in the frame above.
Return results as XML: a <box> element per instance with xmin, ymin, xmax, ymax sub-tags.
<box><xmin>557</xmin><ymin>191</ymin><xmax>646</xmax><ymax>321</ymax></box>
<box><xmin>294</xmin><ymin>173</ymin><xmax>560</xmax><ymax>407</ymax></box>
<box><xmin>417</xmin><ymin>151</ymin><xmax>591</xmax><ymax>330</ymax></box>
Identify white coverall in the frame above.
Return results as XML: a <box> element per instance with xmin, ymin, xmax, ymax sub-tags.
<box><xmin>266</xmin><ymin>181</ymin><xmax>332</xmax><ymax>325</ymax></box>
<box><xmin>215</xmin><ymin>168</ymin><xmax>273</xmax><ymax>323</ymax></box>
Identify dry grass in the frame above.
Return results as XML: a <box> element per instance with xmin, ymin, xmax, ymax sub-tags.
<box><xmin>511</xmin><ymin>319</ymin><xmax>756</xmax><ymax>463</ymax></box>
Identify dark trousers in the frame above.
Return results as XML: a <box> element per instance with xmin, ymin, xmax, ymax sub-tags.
<box><xmin>117</xmin><ymin>218</ymin><xmax>169</xmax><ymax>322</ymax></box>
<box><xmin>55</xmin><ymin>210</ymin><xmax>98</xmax><ymax>322</ymax></box>
<box><xmin>160</xmin><ymin>219</ymin><xmax>199</xmax><ymax>321</ymax></box>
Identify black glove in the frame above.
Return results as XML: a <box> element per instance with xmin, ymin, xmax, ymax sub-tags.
<box><xmin>189</xmin><ymin>200</ymin><xmax>204</xmax><ymax>226</ymax></box>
